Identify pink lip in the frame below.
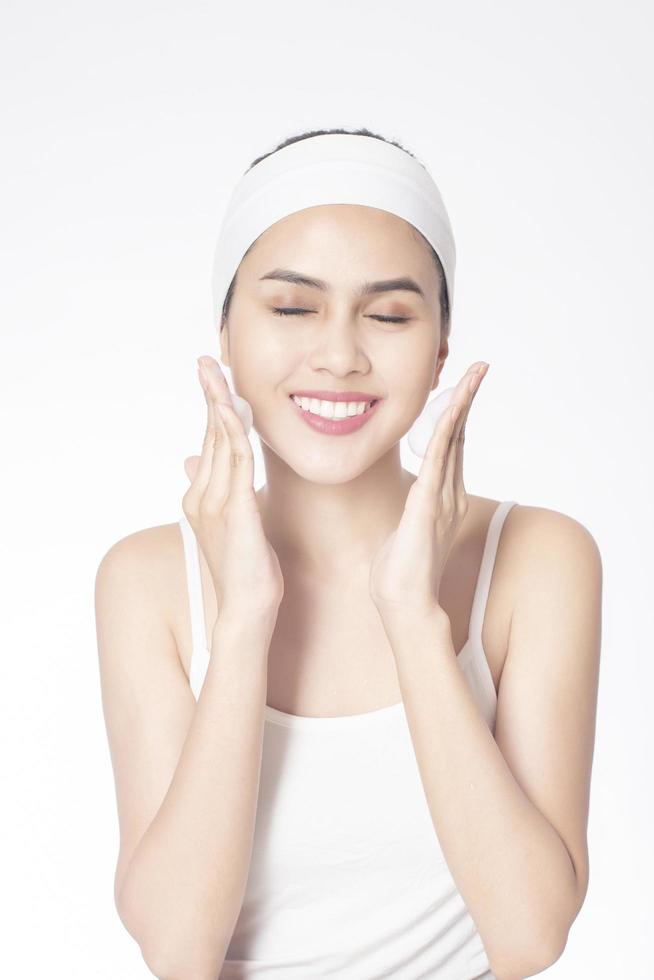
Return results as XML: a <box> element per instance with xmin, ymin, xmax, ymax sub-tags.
<box><xmin>289</xmin><ymin>394</ymin><xmax>382</xmax><ymax>435</ymax></box>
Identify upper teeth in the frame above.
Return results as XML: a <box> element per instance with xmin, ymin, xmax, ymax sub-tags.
<box><xmin>292</xmin><ymin>395</ymin><xmax>374</xmax><ymax>419</ymax></box>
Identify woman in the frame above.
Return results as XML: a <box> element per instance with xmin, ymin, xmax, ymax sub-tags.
<box><xmin>96</xmin><ymin>128</ymin><xmax>602</xmax><ymax>979</ymax></box>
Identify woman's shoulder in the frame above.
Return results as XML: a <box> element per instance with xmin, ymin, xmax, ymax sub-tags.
<box><xmin>470</xmin><ymin>493</ymin><xmax>597</xmax><ymax>537</ymax></box>
<box><xmin>473</xmin><ymin>497</ymin><xmax>602</xmax><ymax>595</ymax></box>
<box><xmin>96</xmin><ymin>520</ymin><xmax>187</xmax><ymax>626</ymax></box>
<box><xmin>492</xmin><ymin>499</ymin><xmax>600</xmax><ymax>552</ymax></box>
<box><xmin>97</xmin><ymin>519</ymin><xmax>184</xmax><ymax>572</ymax></box>
<box><xmin>466</xmin><ymin>494</ymin><xmax>601</xmax><ymax>585</ymax></box>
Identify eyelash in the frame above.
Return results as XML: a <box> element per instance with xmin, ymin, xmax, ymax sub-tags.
<box><xmin>271</xmin><ymin>307</ymin><xmax>410</xmax><ymax>324</ymax></box>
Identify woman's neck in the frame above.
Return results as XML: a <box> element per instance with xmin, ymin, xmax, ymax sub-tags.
<box><xmin>256</xmin><ymin>452</ymin><xmax>416</xmax><ymax>580</ymax></box>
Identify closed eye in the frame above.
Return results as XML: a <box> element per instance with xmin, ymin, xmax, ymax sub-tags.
<box><xmin>271</xmin><ymin>307</ymin><xmax>410</xmax><ymax>324</ymax></box>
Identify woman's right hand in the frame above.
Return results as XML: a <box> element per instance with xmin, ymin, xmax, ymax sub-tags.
<box><xmin>182</xmin><ymin>355</ymin><xmax>284</xmax><ymax>621</ymax></box>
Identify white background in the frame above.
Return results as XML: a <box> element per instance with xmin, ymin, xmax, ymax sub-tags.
<box><xmin>2</xmin><ymin>0</ymin><xmax>652</xmax><ymax>976</ymax></box>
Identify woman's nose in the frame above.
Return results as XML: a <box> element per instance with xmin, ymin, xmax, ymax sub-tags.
<box><xmin>307</xmin><ymin>319</ymin><xmax>369</xmax><ymax>372</ymax></box>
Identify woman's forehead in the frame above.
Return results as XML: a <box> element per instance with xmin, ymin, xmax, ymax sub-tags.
<box><xmin>244</xmin><ymin>205</ymin><xmax>429</xmax><ymax>275</ymax></box>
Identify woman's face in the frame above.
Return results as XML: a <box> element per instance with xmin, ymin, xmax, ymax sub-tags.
<box><xmin>220</xmin><ymin>203</ymin><xmax>447</xmax><ymax>484</ymax></box>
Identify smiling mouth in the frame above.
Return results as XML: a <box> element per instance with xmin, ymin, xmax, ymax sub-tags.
<box><xmin>289</xmin><ymin>394</ymin><xmax>380</xmax><ymax>419</ymax></box>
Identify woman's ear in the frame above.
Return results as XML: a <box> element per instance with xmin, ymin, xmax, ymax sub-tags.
<box><xmin>219</xmin><ymin>321</ymin><xmax>231</xmax><ymax>368</ymax></box>
<box><xmin>430</xmin><ymin>336</ymin><xmax>449</xmax><ymax>391</ymax></box>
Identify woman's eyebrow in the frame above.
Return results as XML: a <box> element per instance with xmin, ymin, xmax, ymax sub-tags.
<box><xmin>258</xmin><ymin>268</ymin><xmax>425</xmax><ymax>300</ymax></box>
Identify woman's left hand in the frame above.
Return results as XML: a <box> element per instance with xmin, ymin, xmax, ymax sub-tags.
<box><xmin>369</xmin><ymin>361</ymin><xmax>489</xmax><ymax>618</ymax></box>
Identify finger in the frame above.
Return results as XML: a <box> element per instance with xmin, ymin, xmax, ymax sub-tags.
<box><xmin>405</xmin><ymin>399</ymin><xmax>462</xmax><ymax>522</ymax></box>
<box><xmin>445</xmin><ymin>364</ymin><xmax>488</xmax><ymax>481</ymax></box>
<box><xmin>444</xmin><ymin>363</ymin><xmax>488</xmax><ymax>505</ymax></box>
<box><xmin>198</xmin><ymin>354</ymin><xmax>233</xmax><ymax>407</ymax></box>
<box><xmin>198</xmin><ymin>357</ymin><xmax>233</xmax><ymax>457</ymax></box>
<box><xmin>406</xmin><ymin>362</ymin><xmax>486</xmax><ymax>523</ymax></box>
<box><xmin>413</xmin><ymin>363</ymin><xmax>481</xmax><ymax>506</ymax></box>
<box><xmin>444</xmin><ymin>361</ymin><xmax>486</xmax><ymax>453</ymax></box>
<box><xmin>215</xmin><ymin>400</ymin><xmax>255</xmax><ymax>503</ymax></box>
<box><xmin>191</xmin><ymin>365</ymin><xmax>229</xmax><ymax>501</ymax></box>
<box><xmin>183</xmin><ymin>373</ymin><xmax>218</xmax><ymax>510</ymax></box>
<box><xmin>198</xmin><ymin>357</ymin><xmax>250</xmax><ymax>506</ymax></box>
<box><xmin>184</xmin><ymin>455</ymin><xmax>200</xmax><ymax>482</ymax></box>
<box><xmin>453</xmin><ymin>419</ymin><xmax>466</xmax><ymax>501</ymax></box>
<box><xmin>202</xmin><ymin>377</ymin><xmax>234</xmax><ymax>515</ymax></box>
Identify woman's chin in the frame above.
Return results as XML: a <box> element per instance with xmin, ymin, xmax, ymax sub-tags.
<box><xmin>260</xmin><ymin>436</ymin><xmax>382</xmax><ymax>484</ymax></box>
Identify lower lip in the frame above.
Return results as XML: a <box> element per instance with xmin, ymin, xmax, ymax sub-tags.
<box><xmin>289</xmin><ymin>396</ymin><xmax>382</xmax><ymax>435</ymax></box>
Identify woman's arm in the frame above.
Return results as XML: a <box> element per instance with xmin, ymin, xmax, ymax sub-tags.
<box><xmin>97</xmin><ymin>533</ymin><xmax>276</xmax><ymax>980</ymax></box>
<box><xmin>377</xmin><ymin>508</ymin><xmax>602</xmax><ymax>980</ymax></box>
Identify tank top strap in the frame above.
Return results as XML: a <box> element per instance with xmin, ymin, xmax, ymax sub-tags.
<box><xmin>178</xmin><ymin>515</ymin><xmax>208</xmax><ymax>652</ymax></box>
<box><xmin>467</xmin><ymin>500</ymin><xmax>518</xmax><ymax>646</ymax></box>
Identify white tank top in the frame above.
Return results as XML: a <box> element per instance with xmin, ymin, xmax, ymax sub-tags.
<box><xmin>178</xmin><ymin>500</ymin><xmax>517</xmax><ymax>979</ymax></box>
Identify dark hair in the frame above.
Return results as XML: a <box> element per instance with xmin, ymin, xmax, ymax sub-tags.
<box><xmin>219</xmin><ymin>126</ymin><xmax>451</xmax><ymax>334</ymax></box>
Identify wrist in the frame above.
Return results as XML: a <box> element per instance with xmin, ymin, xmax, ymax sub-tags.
<box><xmin>377</xmin><ymin>603</ymin><xmax>455</xmax><ymax>666</ymax></box>
<box><xmin>214</xmin><ymin>603</ymin><xmax>280</xmax><ymax>640</ymax></box>
<box><xmin>376</xmin><ymin>600</ymin><xmax>451</xmax><ymax>636</ymax></box>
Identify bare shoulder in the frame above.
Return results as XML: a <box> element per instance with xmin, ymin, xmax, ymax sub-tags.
<box><xmin>467</xmin><ymin>494</ymin><xmax>600</xmax><ymax>548</ymax></box>
<box><xmin>459</xmin><ymin>497</ymin><xmax>602</xmax><ymax>682</ymax></box>
<box><xmin>96</xmin><ymin>520</ymin><xmax>183</xmax><ymax>575</ymax></box>
<box><xmin>494</xmin><ymin>503</ymin><xmax>604</xmax><ymax>647</ymax></box>
<box><xmin>95</xmin><ymin>520</ymin><xmax>185</xmax><ymax>631</ymax></box>
<box><xmin>498</xmin><ymin>502</ymin><xmax>602</xmax><ymax>570</ymax></box>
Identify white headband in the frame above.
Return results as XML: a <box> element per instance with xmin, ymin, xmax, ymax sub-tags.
<box><xmin>210</xmin><ymin>133</ymin><xmax>456</xmax><ymax>329</ymax></box>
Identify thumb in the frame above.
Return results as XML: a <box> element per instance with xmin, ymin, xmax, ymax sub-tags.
<box><xmin>184</xmin><ymin>455</ymin><xmax>201</xmax><ymax>482</ymax></box>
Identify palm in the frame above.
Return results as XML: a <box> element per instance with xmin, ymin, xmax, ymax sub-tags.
<box><xmin>368</xmin><ymin>361</ymin><xmax>488</xmax><ymax>614</ymax></box>
<box><xmin>369</xmin><ymin>510</ymin><xmax>444</xmax><ymax>612</ymax></box>
<box><xmin>184</xmin><ymin>454</ymin><xmax>285</xmax><ymax>603</ymax></box>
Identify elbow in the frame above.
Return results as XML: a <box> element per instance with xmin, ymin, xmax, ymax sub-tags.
<box><xmin>488</xmin><ymin>856</ymin><xmax>583</xmax><ymax>978</ymax></box>
<box><xmin>138</xmin><ymin>936</ymin><xmax>226</xmax><ymax>980</ymax></box>
<box><xmin>134</xmin><ymin>923</ymin><xmax>228</xmax><ymax>980</ymax></box>
<box><xmin>133</xmin><ymin>921</ymin><xmax>228</xmax><ymax>980</ymax></box>
<box><xmin>116</xmin><ymin>888</ymin><xmax>224</xmax><ymax>980</ymax></box>
<box><xmin>486</xmin><ymin>880</ymin><xmax>577</xmax><ymax>979</ymax></box>
<box><xmin>489</xmin><ymin>929</ymin><xmax>568</xmax><ymax>979</ymax></box>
